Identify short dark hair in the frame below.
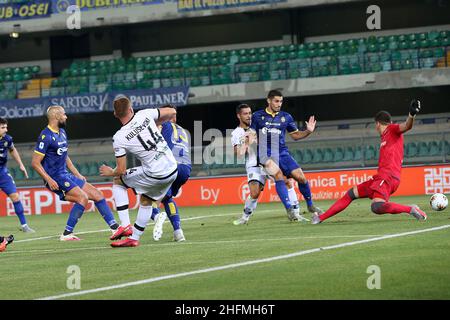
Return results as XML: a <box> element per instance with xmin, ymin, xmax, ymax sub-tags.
<box><xmin>374</xmin><ymin>110</ymin><xmax>392</xmax><ymax>125</ymax></box>
<box><xmin>236</xmin><ymin>103</ymin><xmax>251</xmax><ymax>114</ymax></box>
<box><xmin>0</xmin><ymin>118</ymin><xmax>7</xmax><ymax>125</ymax></box>
<box><xmin>267</xmin><ymin>90</ymin><xmax>283</xmax><ymax>99</ymax></box>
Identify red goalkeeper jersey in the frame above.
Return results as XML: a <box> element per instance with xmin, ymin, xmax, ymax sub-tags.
<box><xmin>377</xmin><ymin>123</ymin><xmax>404</xmax><ymax>180</ymax></box>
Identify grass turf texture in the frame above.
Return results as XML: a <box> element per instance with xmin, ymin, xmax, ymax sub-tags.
<box><xmin>1</xmin><ymin>195</ymin><xmax>449</xmax><ymax>300</ymax></box>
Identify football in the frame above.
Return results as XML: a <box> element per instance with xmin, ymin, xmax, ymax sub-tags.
<box><xmin>430</xmin><ymin>193</ymin><xmax>448</xmax><ymax>211</ymax></box>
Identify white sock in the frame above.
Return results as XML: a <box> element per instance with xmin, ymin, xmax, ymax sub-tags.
<box><xmin>113</xmin><ymin>184</ymin><xmax>130</xmax><ymax>227</ymax></box>
<box><xmin>288</xmin><ymin>188</ymin><xmax>299</xmax><ymax>207</ymax></box>
<box><xmin>244</xmin><ymin>196</ymin><xmax>258</xmax><ymax>215</ymax></box>
<box><xmin>130</xmin><ymin>205</ymin><xmax>152</xmax><ymax>241</ymax></box>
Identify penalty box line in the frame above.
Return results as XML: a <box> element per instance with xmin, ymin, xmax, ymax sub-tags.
<box><xmin>36</xmin><ymin>224</ymin><xmax>450</xmax><ymax>300</ymax></box>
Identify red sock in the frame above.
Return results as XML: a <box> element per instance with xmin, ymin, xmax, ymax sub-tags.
<box><xmin>375</xmin><ymin>202</ymin><xmax>411</xmax><ymax>214</ymax></box>
<box><xmin>320</xmin><ymin>193</ymin><xmax>353</xmax><ymax>221</ymax></box>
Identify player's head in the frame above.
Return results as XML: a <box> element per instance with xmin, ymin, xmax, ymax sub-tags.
<box><xmin>0</xmin><ymin>118</ymin><xmax>8</xmax><ymax>137</ymax></box>
<box><xmin>46</xmin><ymin>106</ymin><xmax>67</xmax><ymax>129</ymax></box>
<box><xmin>236</xmin><ymin>103</ymin><xmax>252</xmax><ymax>127</ymax></box>
<box><xmin>160</xmin><ymin>104</ymin><xmax>177</xmax><ymax>123</ymax></box>
<box><xmin>113</xmin><ymin>95</ymin><xmax>133</xmax><ymax>121</ymax></box>
<box><xmin>374</xmin><ymin>110</ymin><xmax>392</xmax><ymax>134</ymax></box>
<box><xmin>267</xmin><ymin>90</ymin><xmax>283</xmax><ymax>113</ymax></box>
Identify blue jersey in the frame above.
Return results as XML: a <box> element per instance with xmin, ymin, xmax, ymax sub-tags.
<box><xmin>0</xmin><ymin>134</ymin><xmax>14</xmax><ymax>174</ymax></box>
<box><xmin>250</xmin><ymin>108</ymin><xmax>299</xmax><ymax>158</ymax></box>
<box><xmin>161</xmin><ymin>122</ymin><xmax>191</xmax><ymax>167</ymax></box>
<box><xmin>34</xmin><ymin>126</ymin><xmax>69</xmax><ymax>177</ymax></box>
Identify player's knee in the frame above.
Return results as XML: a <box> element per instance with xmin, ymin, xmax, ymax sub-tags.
<box><xmin>78</xmin><ymin>192</ymin><xmax>89</xmax><ymax>206</ymax></box>
<box><xmin>140</xmin><ymin>195</ymin><xmax>152</xmax><ymax>206</ymax></box>
<box><xmin>9</xmin><ymin>193</ymin><xmax>19</xmax><ymax>202</ymax></box>
<box><xmin>250</xmin><ymin>189</ymin><xmax>260</xmax><ymax>199</ymax></box>
<box><xmin>371</xmin><ymin>202</ymin><xmax>386</xmax><ymax>214</ymax></box>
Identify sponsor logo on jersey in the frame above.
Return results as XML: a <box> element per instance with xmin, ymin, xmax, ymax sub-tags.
<box><xmin>261</xmin><ymin>127</ymin><xmax>282</xmax><ymax>135</ymax></box>
<box><xmin>57</xmin><ymin>147</ymin><xmax>68</xmax><ymax>155</ymax></box>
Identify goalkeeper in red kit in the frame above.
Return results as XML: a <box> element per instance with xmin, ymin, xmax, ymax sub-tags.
<box><xmin>312</xmin><ymin>99</ymin><xmax>428</xmax><ymax>224</ymax></box>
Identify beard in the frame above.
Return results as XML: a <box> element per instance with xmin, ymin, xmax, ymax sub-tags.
<box><xmin>58</xmin><ymin>121</ymin><xmax>66</xmax><ymax>129</ymax></box>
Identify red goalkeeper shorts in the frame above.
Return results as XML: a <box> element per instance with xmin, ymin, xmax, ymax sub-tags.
<box><xmin>357</xmin><ymin>174</ymin><xmax>400</xmax><ymax>201</ymax></box>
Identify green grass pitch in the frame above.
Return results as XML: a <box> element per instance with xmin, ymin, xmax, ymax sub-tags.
<box><xmin>1</xmin><ymin>195</ymin><xmax>449</xmax><ymax>300</ymax></box>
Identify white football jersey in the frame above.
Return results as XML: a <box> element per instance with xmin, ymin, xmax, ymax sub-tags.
<box><xmin>113</xmin><ymin>108</ymin><xmax>177</xmax><ymax>178</ymax></box>
<box><xmin>231</xmin><ymin>126</ymin><xmax>258</xmax><ymax>169</ymax></box>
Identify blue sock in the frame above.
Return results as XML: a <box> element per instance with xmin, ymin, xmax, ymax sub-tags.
<box><xmin>13</xmin><ymin>201</ymin><xmax>27</xmax><ymax>225</ymax></box>
<box><xmin>275</xmin><ymin>180</ymin><xmax>292</xmax><ymax>210</ymax></box>
<box><xmin>95</xmin><ymin>199</ymin><xmax>117</xmax><ymax>227</ymax></box>
<box><xmin>299</xmin><ymin>182</ymin><xmax>313</xmax><ymax>207</ymax></box>
<box><xmin>65</xmin><ymin>203</ymin><xmax>85</xmax><ymax>233</ymax></box>
<box><xmin>151</xmin><ymin>207</ymin><xmax>159</xmax><ymax>221</ymax></box>
<box><xmin>163</xmin><ymin>198</ymin><xmax>181</xmax><ymax>231</ymax></box>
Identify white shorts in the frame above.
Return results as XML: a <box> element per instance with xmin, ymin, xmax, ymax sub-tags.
<box><xmin>120</xmin><ymin>166</ymin><xmax>178</xmax><ymax>201</ymax></box>
<box><xmin>246</xmin><ymin>166</ymin><xmax>267</xmax><ymax>187</ymax></box>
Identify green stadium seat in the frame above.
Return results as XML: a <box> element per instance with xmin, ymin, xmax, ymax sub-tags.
<box><xmin>364</xmin><ymin>146</ymin><xmax>376</xmax><ymax>161</ymax></box>
<box><xmin>298</xmin><ymin>149</ymin><xmax>310</xmax><ymax>164</ymax></box>
<box><xmin>312</xmin><ymin>149</ymin><xmax>323</xmax><ymax>163</ymax></box>
<box><xmin>417</xmin><ymin>142</ymin><xmax>429</xmax><ymax>156</ymax></box>
<box><xmin>353</xmin><ymin>146</ymin><xmax>362</xmax><ymax>161</ymax></box>
<box><xmin>428</xmin><ymin>141</ymin><xmax>441</xmax><ymax>157</ymax></box>
<box><xmin>342</xmin><ymin>147</ymin><xmax>354</xmax><ymax>161</ymax></box>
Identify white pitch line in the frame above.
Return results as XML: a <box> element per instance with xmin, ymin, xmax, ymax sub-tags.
<box><xmin>36</xmin><ymin>224</ymin><xmax>450</xmax><ymax>300</ymax></box>
<box><xmin>3</xmin><ymin>234</ymin><xmax>383</xmax><ymax>255</ymax></box>
<box><xmin>13</xmin><ymin>211</ymin><xmax>252</xmax><ymax>244</ymax></box>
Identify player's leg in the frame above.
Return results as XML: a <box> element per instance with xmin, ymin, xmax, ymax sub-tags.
<box><xmin>111</xmin><ymin>168</ymin><xmax>177</xmax><ymax>247</ymax></box>
<box><xmin>284</xmin><ymin>178</ymin><xmax>309</xmax><ymax>222</ymax></box>
<box><xmin>7</xmin><ymin>192</ymin><xmax>35</xmax><ymax>233</ymax></box>
<box><xmin>109</xmin><ymin>176</ymin><xmax>133</xmax><ymax>240</ymax></box>
<box><xmin>234</xmin><ymin>181</ymin><xmax>262</xmax><ymax>225</ymax></box>
<box><xmin>312</xmin><ymin>186</ymin><xmax>360</xmax><ymax>224</ymax></box>
<box><xmin>286</xmin><ymin>155</ymin><xmax>322</xmax><ymax>214</ymax></box>
<box><xmin>61</xmin><ymin>186</ymin><xmax>89</xmax><ymax>240</ymax></box>
<box><xmin>369</xmin><ymin>178</ymin><xmax>427</xmax><ymax>220</ymax></box>
<box><xmin>1</xmin><ymin>173</ymin><xmax>34</xmax><ymax>232</ymax></box>
<box><xmin>263</xmin><ymin>158</ymin><xmax>292</xmax><ymax>212</ymax></box>
<box><xmin>81</xmin><ymin>180</ymin><xmax>119</xmax><ymax>232</ymax></box>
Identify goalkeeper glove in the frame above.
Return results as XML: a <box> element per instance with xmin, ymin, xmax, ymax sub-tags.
<box><xmin>409</xmin><ymin>99</ymin><xmax>421</xmax><ymax>117</ymax></box>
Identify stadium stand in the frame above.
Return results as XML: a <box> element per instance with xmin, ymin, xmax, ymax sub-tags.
<box><xmin>0</xmin><ymin>29</ymin><xmax>448</xmax><ymax>100</ymax></box>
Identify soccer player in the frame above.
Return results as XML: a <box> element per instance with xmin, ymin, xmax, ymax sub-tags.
<box><xmin>250</xmin><ymin>90</ymin><xmax>322</xmax><ymax>220</ymax></box>
<box><xmin>312</xmin><ymin>99</ymin><xmax>428</xmax><ymax>224</ymax></box>
<box><xmin>31</xmin><ymin>106</ymin><xmax>120</xmax><ymax>241</ymax></box>
<box><xmin>0</xmin><ymin>234</ymin><xmax>14</xmax><ymax>252</ymax></box>
<box><xmin>231</xmin><ymin>104</ymin><xmax>303</xmax><ymax>225</ymax></box>
<box><xmin>0</xmin><ymin>118</ymin><xmax>35</xmax><ymax>233</ymax></box>
<box><xmin>150</xmin><ymin>104</ymin><xmax>191</xmax><ymax>242</ymax></box>
<box><xmin>100</xmin><ymin>96</ymin><xmax>178</xmax><ymax>247</ymax></box>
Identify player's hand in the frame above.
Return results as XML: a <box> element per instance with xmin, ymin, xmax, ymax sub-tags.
<box><xmin>246</xmin><ymin>130</ymin><xmax>257</xmax><ymax>145</ymax></box>
<box><xmin>409</xmin><ymin>99</ymin><xmax>421</xmax><ymax>116</ymax></box>
<box><xmin>305</xmin><ymin>116</ymin><xmax>316</xmax><ymax>133</ymax></box>
<box><xmin>99</xmin><ymin>164</ymin><xmax>114</xmax><ymax>177</ymax></box>
<box><xmin>19</xmin><ymin>164</ymin><xmax>29</xmax><ymax>179</ymax></box>
<box><xmin>46</xmin><ymin>178</ymin><xmax>59</xmax><ymax>191</ymax></box>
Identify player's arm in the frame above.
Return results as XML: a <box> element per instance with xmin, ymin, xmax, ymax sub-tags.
<box><xmin>31</xmin><ymin>152</ymin><xmax>59</xmax><ymax>190</ymax></box>
<box><xmin>289</xmin><ymin>116</ymin><xmax>316</xmax><ymax>141</ymax></box>
<box><xmin>8</xmin><ymin>146</ymin><xmax>28</xmax><ymax>179</ymax></box>
<box><xmin>156</xmin><ymin>107</ymin><xmax>176</xmax><ymax>123</ymax></box>
<box><xmin>99</xmin><ymin>156</ymin><xmax>127</xmax><ymax>177</ymax></box>
<box><xmin>399</xmin><ymin>99</ymin><xmax>421</xmax><ymax>133</ymax></box>
<box><xmin>66</xmin><ymin>156</ymin><xmax>86</xmax><ymax>182</ymax></box>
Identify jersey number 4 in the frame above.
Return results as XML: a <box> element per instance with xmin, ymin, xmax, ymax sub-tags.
<box><xmin>137</xmin><ymin>127</ymin><xmax>164</xmax><ymax>151</ymax></box>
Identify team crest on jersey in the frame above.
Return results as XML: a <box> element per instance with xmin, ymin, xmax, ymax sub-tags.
<box><xmin>41</xmin><ymin>135</ymin><xmax>46</xmax><ymax>140</ymax></box>
<box><xmin>262</xmin><ymin>116</ymin><xmax>265</xmax><ymax>120</ymax></box>
<box><xmin>3</xmin><ymin>142</ymin><xmax>7</xmax><ymax>147</ymax></box>
<box><xmin>64</xmin><ymin>182</ymin><xmax>70</xmax><ymax>187</ymax></box>
<box><xmin>281</xmin><ymin>117</ymin><xmax>286</xmax><ymax>123</ymax></box>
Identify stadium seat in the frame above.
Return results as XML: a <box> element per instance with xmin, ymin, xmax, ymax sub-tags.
<box><xmin>312</xmin><ymin>149</ymin><xmax>323</xmax><ymax>163</ymax></box>
<box><xmin>343</xmin><ymin>147</ymin><xmax>354</xmax><ymax>161</ymax></box>
<box><xmin>333</xmin><ymin>148</ymin><xmax>344</xmax><ymax>162</ymax></box>
<box><xmin>353</xmin><ymin>146</ymin><xmax>362</xmax><ymax>161</ymax></box>
<box><xmin>302</xmin><ymin>149</ymin><xmax>313</xmax><ymax>164</ymax></box>
<box><xmin>417</xmin><ymin>141</ymin><xmax>429</xmax><ymax>156</ymax></box>
<box><xmin>428</xmin><ymin>141</ymin><xmax>441</xmax><ymax>157</ymax></box>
